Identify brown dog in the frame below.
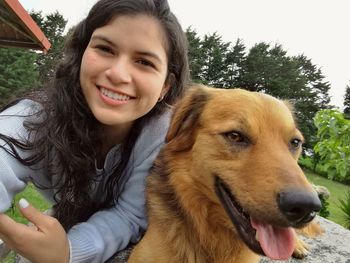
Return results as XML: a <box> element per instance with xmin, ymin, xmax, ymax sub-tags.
<box><xmin>128</xmin><ymin>85</ymin><xmax>322</xmax><ymax>263</ymax></box>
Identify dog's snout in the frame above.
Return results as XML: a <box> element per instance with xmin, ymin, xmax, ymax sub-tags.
<box><xmin>277</xmin><ymin>190</ymin><xmax>321</xmax><ymax>226</ymax></box>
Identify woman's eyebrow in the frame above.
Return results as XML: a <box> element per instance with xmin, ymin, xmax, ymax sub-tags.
<box><xmin>90</xmin><ymin>34</ymin><xmax>116</xmax><ymax>47</ymax></box>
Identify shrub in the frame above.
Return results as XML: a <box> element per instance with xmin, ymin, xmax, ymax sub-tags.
<box><xmin>338</xmin><ymin>191</ymin><xmax>350</xmax><ymax>229</ymax></box>
<box><xmin>318</xmin><ymin>194</ymin><xmax>330</xmax><ymax>218</ymax></box>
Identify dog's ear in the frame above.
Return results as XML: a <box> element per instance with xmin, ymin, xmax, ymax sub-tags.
<box><xmin>166</xmin><ymin>85</ymin><xmax>209</xmax><ymax>151</ymax></box>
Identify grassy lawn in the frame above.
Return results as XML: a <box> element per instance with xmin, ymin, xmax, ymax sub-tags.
<box><xmin>305</xmin><ymin>170</ymin><xmax>350</xmax><ymax>227</ymax></box>
<box><xmin>5</xmin><ymin>184</ymin><xmax>51</xmax><ymax>224</ymax></box>
<box><xmin>1</xmin><ymin>184</ymin><xmax>50</xmax><ymax>263</ymax></box>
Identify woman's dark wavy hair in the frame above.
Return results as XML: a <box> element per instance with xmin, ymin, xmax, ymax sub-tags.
<box><xmin>0</xmin><ymin>0</ymin><xmax>189</xmax><ymax>230</ymax></box>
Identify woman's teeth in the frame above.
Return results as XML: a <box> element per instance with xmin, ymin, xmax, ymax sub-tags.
<box><xmin>100</xmin><ymin>87</ymin><xmax>131</xmax><ymax>101</ymax></box>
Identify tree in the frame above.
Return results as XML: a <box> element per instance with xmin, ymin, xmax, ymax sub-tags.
<box><xmin>186</xmin><ymin>27</ymin><xmax>205</xmax><ymax>83</ymax></box>
<box><xmin>0</xmin><ymin>10</ymin><xmax>68</xmax><ymax>106</ymax></box>
<box><xmin>200</xmin><ymin>32</ymin><xmax>230</xmax><ymax>87</ymax></box>
<box><xmin>344</xmin><ymin>82</ymin><xmax>350</xmax><ymax>118</ymax></box>
<box><xmin>0</xmin><ymin>47</ymin><xmax>39</xmax><ymax>106</ymax></box>
<box><xmin>30</xmin><ymin>11</ymin><xmax>67</xmax><ymax>87</ymax></box>
<box><xmin>236</xmin><ymin>42</ymin><xmax>296</xmax><ymax>95</ymax></box>
<box><xmin>223</xmin><ymin>39</ymin><xmax>246</xmax><ymax>88</ymax></box>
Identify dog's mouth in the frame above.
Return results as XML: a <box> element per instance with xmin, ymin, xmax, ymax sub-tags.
<box><xmin>214</xmin><ymin>177</ymin><xmax>295</xmax><ymax>260</ymax></box>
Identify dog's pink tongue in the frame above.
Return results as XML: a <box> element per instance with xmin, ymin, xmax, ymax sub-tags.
<box><xmin>251</xmin><ymin>218</ymin><xmax>295</xmax><ymax>260</ymax></box>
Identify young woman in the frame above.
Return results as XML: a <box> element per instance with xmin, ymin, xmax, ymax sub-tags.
<box><xmin>0</xmin><ymin>0</ymin><xmax>189</xmax><ymax>262</ymax></box>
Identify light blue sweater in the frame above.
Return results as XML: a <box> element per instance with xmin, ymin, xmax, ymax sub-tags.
<box><xmin>0</xmin><ymin>99</ymin><xmax>171</xmax><ymax>262</ymax></box>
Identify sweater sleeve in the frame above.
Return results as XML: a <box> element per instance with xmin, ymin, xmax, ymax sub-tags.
<box><xmin>67</xmin><ymin>111</ymin><xmax>171</xmax><ymax>263</ymax></box>
<box><xmin>0</xmin><ymin>100</ymin><xmax>41</xmax><ymax>213</ymax></box>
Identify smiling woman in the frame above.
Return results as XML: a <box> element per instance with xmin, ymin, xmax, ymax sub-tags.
<box><xmin>80</xmin><ymin>15</ymin><xmax>170</xmax><ymax>135</ymax></box>
<box><xmin>0</xmin><ymin>0</ymin><xmax>189</xmax><ymax>262</ymax></box>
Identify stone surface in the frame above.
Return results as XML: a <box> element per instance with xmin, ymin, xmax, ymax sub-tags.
<box><xmin>108</xmin><ymin>216</ymin><xmax>350</xmax><ymax>263</ymax></box>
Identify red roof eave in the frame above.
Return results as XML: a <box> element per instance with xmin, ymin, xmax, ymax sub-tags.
<box><xmin>3</xmin><ymin>0</ymin><xmax>51</xmax><ymax>53</ymax></box>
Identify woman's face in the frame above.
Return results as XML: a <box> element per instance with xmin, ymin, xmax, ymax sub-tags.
<box><xmin>80</xmin><ymin>14</ymin><xmax>170</xmax><ymax>136</ymax></box>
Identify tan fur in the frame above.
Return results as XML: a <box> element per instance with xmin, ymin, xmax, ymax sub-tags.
<box><xmin>128</xmin><ymin>85</ymin><xmax>322</xmax><ymax>263</ymax></box>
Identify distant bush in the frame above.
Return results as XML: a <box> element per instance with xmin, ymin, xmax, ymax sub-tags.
<box><xmin>313</xmin><ymin>109</ymin><xmax>350</xmax><ymax>183</ymax></box>
<box><xmin>319</xmin><ymin>195</ymin><xmax>330</xmax><ymax>218</ymax></box>
<box><xmin>338</xmin><ymin>191</ymin><xmax>350</xmax><ymax>229</ymax></box>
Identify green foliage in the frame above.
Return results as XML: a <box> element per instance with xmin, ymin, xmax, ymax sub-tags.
<box><xmin>30</xmin><ymin>11</ymin><xmax>67</xmax><ymax>86</ymax></box>
<box><xmin>338</xmin><ymin>191</ymin><xmax>350</xmax><ymax>229</ymax></box>
<box><xmin>0</xmin><ymin>11</ymin><xmax>67</xmax><ymax>107</ymax></box>
<box><xmin>223</xmin><ymin>39</ymin><xmax>246</xmax><ymax>88</ymax></box>
<box><xmin>0</xmin><ymin>47</ymin><xmax>39</xmax><ymax>106</ymax></box>
<box><xmin>299</xmin><ymin>156</ymin><xmax>316</xmax><ymax>171</ymax></box>
<box><xmin>186</xmin><ymin>27</ymin><xmax>205</xmax><ymax>83</ymax></box>
<box><xmin>313</xmin><ymin>109</ymin><xmax>350</xmax><ymax>182</ymax></box>
<box><xmin>344</xmin><ymin>83</ymin><xmax>350</xmax><ymax>118</ymax></box>
<box><xmin>200</xmin><ymin>33</ymin><xmax>230</xmax><ymax>87</ymax></box>
<box><xmin>318</xmin><ymin>195</ymin><xmax>330</xmax><ymax>218</ymax></box>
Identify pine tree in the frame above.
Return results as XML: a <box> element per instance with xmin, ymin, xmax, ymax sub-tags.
<box><xmin>30</xmin><ymin>11</ymin><xmax>67</xmax><ymax>87</ymax></box>
<box><xmin>201</xmin><ymin>32</ymin><xmax>230</xmax><ymax>87</ymax></box>
<box><xmin>344</xmin><ymin>82</ymin><xmax>350</xmax><ymax>118</ymax></box>
<box><xmin>186</xmin><ymin>27</ymin><xmax>205</xmax><ymax>83</ymax></box>
<box><xmin>0</xmin><ymin>47</ymin><xmax>39</xmax><ymax>106</ymax></box>
<box><xmin>224</xmin><ymin>39</ymin><xmax>246</xmax><ymax>88</ymax></box>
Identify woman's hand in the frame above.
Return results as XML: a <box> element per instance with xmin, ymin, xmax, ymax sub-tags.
<box><xmin>0</xmin><ymin>199</ymin><xmax>69</xmax><ymax>263</ymax></box>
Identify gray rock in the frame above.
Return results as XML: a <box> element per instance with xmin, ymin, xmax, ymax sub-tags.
<box><xmin>109</xmin><ymin>216</ymin><xmax>350</xmax><ymax>263</ymax></box>
<box><xmin>8</xmin><ymin>216</ymin><xmax>350</xmax><ymax>263</ymax></box>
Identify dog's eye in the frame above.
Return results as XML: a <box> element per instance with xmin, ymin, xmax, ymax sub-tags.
<box><xmin>224</xmin><ymin>131</ymin><xmax>248</xmax><ymax>145</ymax></box>
<box><xmin>290</xmin><ymin>138</ymin><xmax>302</xmax><ymax>149</ymax></box>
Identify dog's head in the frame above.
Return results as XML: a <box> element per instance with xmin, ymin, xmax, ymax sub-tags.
<box><xmin>166</xmin><ymin>85</ymin><xmax>321</xmax><ymax>259</ymax></box>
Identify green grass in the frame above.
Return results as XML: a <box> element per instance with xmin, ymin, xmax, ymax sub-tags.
<box><xmin>1</xmin><ymin>184</ymin><xmax>50</xmax><ymax>263</ymax></box>
<box><xmin>305</xmin><ymin>170</ymin><xmax>350</xmax><ymax>226</ymax></box>
<box><xmin>5</xmin><ymin>184</ymin><xmax>51</xmax><ymax>224</ymax></box>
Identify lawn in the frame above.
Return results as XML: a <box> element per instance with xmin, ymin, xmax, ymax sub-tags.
<box><xmin>5</xmin><ymin>184</ymin><xmax>51</xmax><ymax>224</ymax></box>
<box><xmin>1</xmin><ymin>184</ymin><xmax>51</xmax><ymax>263</ymax></box>
<box><xmin>305</xmin><ymin>170</ymin><xmax>350</xmax><ymax>226</ymax></box>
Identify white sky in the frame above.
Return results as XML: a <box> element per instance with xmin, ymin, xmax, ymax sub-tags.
<box><xmin>19</xmin><ymin>0</ymin><xmax>350</xmax><ymax>108</ymax></box>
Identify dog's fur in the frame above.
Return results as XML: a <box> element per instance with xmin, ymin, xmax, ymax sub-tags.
<box><xmin>128</xmin><ymin>85</ymin><xmax>323</xmax><ymax>263</ymax></box>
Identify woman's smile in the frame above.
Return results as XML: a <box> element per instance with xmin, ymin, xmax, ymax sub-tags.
<box><xmin>98</xmin><ymin>85</ymin><xmax>136</xmax><ymax>105</ymax></box>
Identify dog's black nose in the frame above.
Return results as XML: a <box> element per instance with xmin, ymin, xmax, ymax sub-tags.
<box><xmin>277</xmin><ymin>190</ymin><xmax>321</xmax><ymax>226</ymax></box>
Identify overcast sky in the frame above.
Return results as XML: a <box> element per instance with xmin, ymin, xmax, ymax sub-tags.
<box><xmin>19</xmin><ymin>0</ymin><xmax>350</xmax><ymax>108</ymax></box>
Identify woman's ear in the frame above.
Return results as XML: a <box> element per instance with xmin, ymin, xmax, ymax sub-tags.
<box><xmin>159</xmin><ymin>73</ymin><xmax>175</xmax><ymax>101</ymax></box>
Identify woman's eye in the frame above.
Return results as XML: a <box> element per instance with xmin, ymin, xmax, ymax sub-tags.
<box><xmin>95</xmin><ymin>45</ymin><xmax>113</xmax><ymax>54</ymax></box>
<box><xmin>136</xmin><ymin>59</ymin><xmax>155</xmax><ymax>68</ymax></box>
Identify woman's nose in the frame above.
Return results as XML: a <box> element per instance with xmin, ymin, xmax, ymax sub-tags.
<box><xmin>105</xmin><ymin>57</ymin><xmax>132</xmax><ymax>84</ymax></box>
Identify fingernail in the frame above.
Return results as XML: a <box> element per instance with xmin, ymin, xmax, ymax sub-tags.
<box><xmin>19</xmin><ymin>198</ymin><xmax>29</xmax><ymax>209</ymax></box>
